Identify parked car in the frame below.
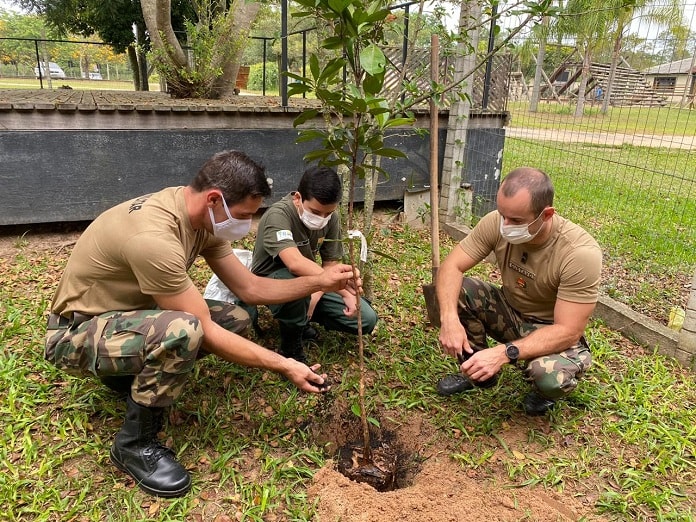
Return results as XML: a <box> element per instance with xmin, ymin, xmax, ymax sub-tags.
<box><xmin>34</xmin><ymin>62</ymin><xmax>67</xmax><ymax>79</ymax></box>
<box><xmin>88</xmin><ymin>72</ymin><xmax>102</xmax><ymax>80</ymax></box>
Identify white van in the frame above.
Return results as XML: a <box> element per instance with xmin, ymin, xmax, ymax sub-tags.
<box><xmin>34</xmin><ymin>62</ymin><xmax>67</xmax><ymax>79</ymax></box>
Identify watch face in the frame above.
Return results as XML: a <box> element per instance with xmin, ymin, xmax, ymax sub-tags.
<box><xmin>506</xmin><ymin>344</ymin><xmax>519</xmax><ymax>359</ymax></box>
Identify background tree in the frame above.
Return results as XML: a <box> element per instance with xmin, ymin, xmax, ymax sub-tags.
<box><xmin>0</xmin><ymin>9</ymin><xmax>56</xmax><ymax>75</ymax></box>
<box><xmin>601</xmin><ymin>0</ymin><xmax>682</xmax><ymax>114</ymax></box>
<box><xmin>553</xmin><ymin>0</ymin><xmax>613</xmax><ymax>117</ymax></box>
<box><xmin>140</xmin><ymin>0</ymin><xmax>259</xmax><ymax>98</ymax></box>
<box><xmin>12</xmin><ymin>0</ymin><xmax>169</xmax><ymax>90</ymax></box>
<box><xmin>656</xmin><ymin>24</ymin><xmax>694</xmax><ymax>62</ymax></box>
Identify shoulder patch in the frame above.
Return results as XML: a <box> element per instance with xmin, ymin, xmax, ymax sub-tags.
<box><xmin>276</xmin><ymin>230</ymin><xmax>294</xmax><ymax>241</ymax></box>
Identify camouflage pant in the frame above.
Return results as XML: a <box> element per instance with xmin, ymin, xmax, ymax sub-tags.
<box><xmin>459</xmin><ymin>277</ymin><xmax>591</xmax><ymax>399</ymax></box>
<box><xmin>44</xmin><ymin>300</ymin><xmax>250</xmax><ymax>407</ymax></box>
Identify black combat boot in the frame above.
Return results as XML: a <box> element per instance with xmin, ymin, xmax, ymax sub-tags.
<box><xmin>110</xmin><ymin>395</ymin><xmax>191</xmax><ymax>498</ymax></box>
<box><xmin>100</xmin><ymin>375</ymin><xmax>134</xmax><ymax>396</ymax></box>
<box><xmin>278</xmin><ymin>323</ymin><xmax>307</xmax><ymax>364</ymax></box>
<box><xmin>522</xmin><ymin>391</ymin><xmax>557</xmax><ymax>416</ymax></box>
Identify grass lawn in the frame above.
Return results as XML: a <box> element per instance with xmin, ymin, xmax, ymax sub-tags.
<box><xmin>0</xmin><ymin>77</ymin><xmax>157</xmax><ymax>91</ymax></box>
<box><xmin>1</xmin><ymin>221</ymin><xmax>694</xmax><ymax>521</ymax></box>
<box><xmin>507</xmin><ymin>102</ymin><xmax>696</xmax><ymax>136</ymax></box>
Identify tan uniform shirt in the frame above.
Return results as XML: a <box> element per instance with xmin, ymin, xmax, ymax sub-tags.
<box><xmin>51</xmin><ymin>187</ymin><xmax>232</xmax><ymax>316</ymax></box>
<box><xmin>459</xmin><ymin>210</ymin><xmax>602</xmax><ymax>322</ymax></box>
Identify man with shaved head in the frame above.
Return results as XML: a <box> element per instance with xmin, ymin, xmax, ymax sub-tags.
<box><xmin>435</xmin><ymin>167</ymin><xmax>602</xmax><ymax>415</ymax></box>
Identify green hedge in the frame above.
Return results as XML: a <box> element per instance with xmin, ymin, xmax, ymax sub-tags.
<box><xmin>247</xmin><ymin>62</ymin><xmax>278</xmax><ymax>91</ymax></box>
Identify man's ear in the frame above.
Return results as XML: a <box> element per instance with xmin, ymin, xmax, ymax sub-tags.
<box><xmin>206</xmin><ymin>190</ymin><xmax>223</xmax><ymax>207</ymax></box>
<box><xmin>542</xmin><ymin>207</ymin><xmax>556</xmax><ymax>220</ymax></box>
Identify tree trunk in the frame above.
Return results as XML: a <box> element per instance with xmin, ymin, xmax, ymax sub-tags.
<box><xmin>440</xmin><ymin>0</ymin><xmax>479</xmax><ymax>224</ymax></box>
<box><xmin>135</xmin><ymin>21</ymin><xmax>150</xmax><ymax>91</ymax></box>
<box><xmin>529</xmin><ymin>16</ymin><xmax>548</xmax><ymax>113</ymax></box>
<box><xmin>140</xmin><ymin>0</ymin><xmax>187</xmax><ymax>69</ymax></box>
<box><xmin>210</xmin><ymin>1</ymin><xmax>261</xmax><ymax>98</ymax></box>
<box><xmin>602</xmin><ymin>19</ymin><xmax>625</xmax><ymax>115</ymax></box>
<box><xmin>127</xmin><ymin>46</ymin><xmax>140</xmax><ymax>90</ymax></box>
<box><xmin>574</xmin><ymin>48</ymin><xmax>590</xmax><ymax>118</ymax></box>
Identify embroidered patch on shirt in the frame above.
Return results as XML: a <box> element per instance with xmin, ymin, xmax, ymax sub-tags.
<box><xmin>276</xmin><ymin>230</ymin><xmax>293</xmax><ymax>241</ymax></box>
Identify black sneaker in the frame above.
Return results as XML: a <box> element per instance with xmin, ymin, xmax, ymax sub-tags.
<box><xmin>436</xmin><ymin>373</ymin><xmax>498</xmax><ymax>396</ymax></box>
<box><xmin>437</xmin><ymin>374</ymin><xmax>474</xmax><ymax>396</ymax></box>
<box><xmin>523</xmin><ymin>391</ymin><xmax>556</xmax><ymax>415</ymax></box>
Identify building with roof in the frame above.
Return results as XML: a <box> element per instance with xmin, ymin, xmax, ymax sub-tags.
<box><xmin>644</xmin><ymin>57</ymin><xmax>696</xmax><ymax>105</ymax></box>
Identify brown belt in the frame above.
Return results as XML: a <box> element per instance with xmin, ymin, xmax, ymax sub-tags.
<box><xmin>46</xmin><ymin>312</ymin><xmax>94</xmax><ymax>329</ymax></box>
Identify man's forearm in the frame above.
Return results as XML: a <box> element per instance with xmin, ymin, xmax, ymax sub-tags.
<box><xmin>437</xmin><ymin>266</ymin><xmax>464</xmax><ymax>325</ymax></box>
<box><xmin>240</xmin><ymin>273</ymin><xmax>324</xmax><ymax>305</ymax></box>
<box><xmin>513</xmin><ymin>324</ymin><xmax>584</xmax><ymax>360</ymax></box>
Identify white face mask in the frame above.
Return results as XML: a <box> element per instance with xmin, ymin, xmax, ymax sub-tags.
<box><xmin>499</xmin><ymin>210</ymin><xmax>544</xmax><ymax>244</ymax></box>
<box><xmin>299</xmin><ymin>204</ymin><xmax>332</xmax><ymax>230</ymax></box>
<box><xmin>208</xmin><ymin>198</ymin><xmax>252</xmax><ymax>241</ymax></box>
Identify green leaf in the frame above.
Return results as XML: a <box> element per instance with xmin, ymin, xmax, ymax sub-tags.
<box><xmin>372</xmin><ymin>147</ymin><xmax>406</xmax><ymax>159</ymax></box>
<box><xmin>293</xmin><ymin>109</ymin><xmax>320</xmax><ymax>127</ymax></box>
<box><xmin>322</xmin><ymin>36</ymin><xmax>346</xmax><ymax>50</ymax></box>
<box><xmin>304</xmin><ymin>149</ymin><xmax>334</xmax><ymax>163</ymax></box>
<box><xmin>350</xmin><ymin>402</ymin><xmax>361</xmax><ymax>418</ymax></box>
<box><xmin>367</xmin><ymin>416</ymin><xmax>381</xmax><ymax>427</ymax></box>
<box><xmin>328</xmin><ymin>0</ymin><xmax>350</xmax><ymax>15</ymax></box>
<box><xmin>309</xmin><ymin>54</ymin><xmax>320</xmax><ymax>81</ymax></box>
<box><xmin>319</xmin><ymin>58</ymin><xmax>346</xmax><ymax>83</ymax></box>
<box><xmin>368</xmin><ymin>248</ymin><xmax>398</xmax><ymax>262</ymax></box>
<box><xmin>296</xmin><ymin>129</ymin><xmax>327</xmax><ymax>143</ymax></box>
<box><xmin>285</xmin><ymin>72</ymin><xmax>307</xmax><ymax>82</ymax></box>
<box><xmin>363</xmin><ymin>72</ymin><xmax>384</xmax><ymax>95</ymax></box>
<box><xmin>360</xmin><ymin>44</ymin><xmax>386</xmax><ymax>75</ymax></box>
<box><xmin>287</xmin><ymin>83</ymin><xmax>311</xmax><ymax>97</ymax></box>
<box><xmin>383</xmin><ymin>117</ymin><xmax>415</xmax><ymax>128</ymax></box>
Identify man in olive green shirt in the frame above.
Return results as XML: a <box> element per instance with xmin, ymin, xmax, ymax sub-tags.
<box><xmin>251</xmin><ymin>166</ymin><xmax>378</xmax><ymax>362</ymax></box>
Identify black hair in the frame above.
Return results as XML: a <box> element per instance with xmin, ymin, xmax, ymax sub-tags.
<box><xmin>190</xmin><ymin>150</ymin><xmax>271</xmax><ymax>205</ymax></box>
<box><xmin>297</xmin><ymin>166</ymin><xmax>342</xmax><ymax>205</ymax></box>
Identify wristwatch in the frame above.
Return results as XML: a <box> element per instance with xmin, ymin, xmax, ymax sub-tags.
<box><xmin>505</xmin><ymin>342</ymin><xmax>520</xmax><ymax>366</ymax></box>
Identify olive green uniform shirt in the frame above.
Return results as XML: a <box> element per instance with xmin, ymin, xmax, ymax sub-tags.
<box><xmin>251</xmin><ymin>194</ymin><xmax>343</xmax><ymax>276</ymax></box>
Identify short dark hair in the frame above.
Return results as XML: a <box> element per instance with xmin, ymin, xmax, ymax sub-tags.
<box><xmin>297</xmin><ymin>166</ymin><xmax>342</xmax><ymax>205</ymax></box>
<box><xmin>500</xmin><ymin>167</ymin><xmax>554</xmax><ymax>215</ymax></box>
<box><xmin>190</xmin><ymin>150</ymin><xmax>271</xmax><ymax>205</ymax></box>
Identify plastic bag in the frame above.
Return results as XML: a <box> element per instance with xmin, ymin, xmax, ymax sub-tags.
<box><xmin>203</xmin><ymin>249</ymin><xmax>252</xmax><ymax>304</ymax></box>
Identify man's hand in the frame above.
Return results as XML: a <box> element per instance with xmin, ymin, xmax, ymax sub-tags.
<box><xmin>439</xmin><ymin>319</ymin><xmax>472</xmax><ymax>360</ymax></box>
<box><xmin>340</xmin><ymin>290</ymin><xmax>358</xmax><ymax>317</ymax></box>
<box><xmin>284</xmin><ymin>361</ymin><xmax>330</xmax><ymax>393</ymax></box>
<box><xmin>460</xmin><ymin>345</ymin><xmax>507</xmax><ymax>383</ymax></box>
<box><xmin>319</xmin><ymin>264</ymin><xmax>362</xmax><ymax>295</ymax></box>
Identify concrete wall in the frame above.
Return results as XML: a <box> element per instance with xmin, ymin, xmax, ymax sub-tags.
<box><xmin>0</xmin><ymin>110</ymin><xmax>506</xmax><ymax>225</ymax></box>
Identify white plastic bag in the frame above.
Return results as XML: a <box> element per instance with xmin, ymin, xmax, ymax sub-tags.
<box><xmin>203</xmin><ymin>249</ymin><xmax>252</xmax><ymax>304</ymax></box>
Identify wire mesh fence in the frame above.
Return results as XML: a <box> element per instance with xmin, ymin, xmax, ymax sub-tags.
<box><xmin>490</xmin><ymin>1</ymin><xmax>696</xmax><ymax>323</ymax></box>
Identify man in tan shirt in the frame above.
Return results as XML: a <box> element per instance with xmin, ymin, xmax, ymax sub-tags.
<box><xmin>45</xmin><ymin>150</ymin><xmax>358</xmax><ymax>497</ymax></box>
<box><xmin>436</xmin><ymin>167</ymin><xmax>602</xmax><ymax>415</ymax></box>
